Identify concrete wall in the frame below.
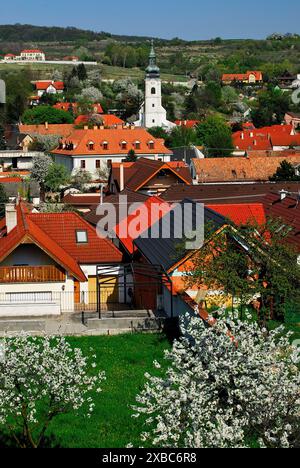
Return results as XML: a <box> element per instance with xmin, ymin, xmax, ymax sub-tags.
<box><xmin>53</xmin><ymin>153</ymin><xmax>171</xmax><ymax>176</ymax></box>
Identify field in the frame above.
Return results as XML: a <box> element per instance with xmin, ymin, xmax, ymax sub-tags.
<box><xmin>0</xmin><ymin>61</ymin><xmax>188</xmax><ymax>84</ymax></box>
<box><xmin>47</xmin><ymin>333</ymin><xmax>170</xmax><ymax>448</ymax></box>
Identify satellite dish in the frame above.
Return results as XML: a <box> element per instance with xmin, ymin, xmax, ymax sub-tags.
<box><xmin>0</xmin><ymin>79</ymin><xmax>6</xmax><ymax>104</ymax></box>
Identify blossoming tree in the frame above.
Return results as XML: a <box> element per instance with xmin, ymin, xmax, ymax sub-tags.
<box><xmin>133</xmin><ymin>314</ymin><xmax>300</xmax><ymax>448</ymax></box>
<box><xmin>0</xmin><ymin>335</ymin><xmax>105</xmax><ymax>448</ymax></box>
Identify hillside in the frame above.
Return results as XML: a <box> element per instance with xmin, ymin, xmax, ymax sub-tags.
<box><xmin>0</xmin><ymin>24</ymin><xmax>165</xmax><ymax>44</ymax></box>
<box><xmin>0</xmin><ymin>24</ymin><xmax>300</xmax><ymax>82</ymax></box>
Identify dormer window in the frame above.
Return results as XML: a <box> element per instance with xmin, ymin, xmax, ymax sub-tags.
<box><xmin>102</xmin><ymin>141</ymin><xmax>109</xmax><ymax>150</ymax></box>
<box><xmin>121</xmin><ymin>141</ymin><xmax>127</xmax><ymax>150</ymax></box>
<box><xmin>76</xmin><ymin>230</ymin><xmax>88</xmax><ymax>244</ymax></box>
<box><xmin>148</xmin><ymin>140</ymin><xmax>155</xmax><ymax>150</ymax></box>
<box><xmin>88</xmin><ymin>141</ymin><xmax>94</xmax><ymax>151</ymax></box>
<box><xmin>135</xmin><ymin>141</ymin><xmax>141</xmax><ymax>150</ymax></box>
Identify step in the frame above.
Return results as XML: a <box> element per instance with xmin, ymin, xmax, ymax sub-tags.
<box><xmin>86</xmin><ymin>317</ymin><xmax>164</xmax><ymax>331</ymax></box>
<box><xmin>0</xmin><ymin>320</ymin><xmax>46</xmax><ymax>333</ymax></box>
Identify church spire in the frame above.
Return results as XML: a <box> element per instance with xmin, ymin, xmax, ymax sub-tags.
<box><xmin>146</xmin><ymin>40</ymin><xmax>160</xmax><ymax>78</ymax></box>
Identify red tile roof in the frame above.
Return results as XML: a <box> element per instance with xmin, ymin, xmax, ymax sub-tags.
<box><xmin>192</xmin><ymin>155</ymin><xmax>300</xmax><ymax>183</ymax></box>
<box><xmin>233</xmin><ymin>125</ymin><xmax>300</xmax><ymax>152</ymax></box>
<box><xmin>74</xmin><ymin>114</ymin><xmax>124</xmax><ymax>127</ymax></box>
<box><xmin>222</xmin><ymin>71</ymin><xmax>263</xmax><ymax>82</ymax></box>
<box><xmin>84</xmin><ymin>189</ymin><xmax>150</xmax><ymax>227</ymax></box>
<box><xmin>53</xmin><ymin>102</ymin><xmax>104</xmax><ymax>114</ymax></box>
<box><xmin>19</xmin><ymin>123</ymin><xmax>73</xmax><ymax>138</ymax></box>
<box><xmin>175</xmin><ymin>120</ymin><xmax>200</xmax><ymax>128</ymax></box>
<box><xmin>0</xmin><ymin>202</ymin><xmax>123</xmax><ymax>281</ymax></box>
<box><xmin>52</xmin><ymin>127</ymin><xmax>172</xmax><ymax>157</ymax></box>
<box><xmin>262</xmin><ymin>192</ymin><xmax>300</xmax><ymax>251</ymax></box>
<box><xmin>208</xmin><ymin>203</ymin><xmax>266</xmax><ymax>226</ymax></box>
<box><xmin>115</xmin><ymin>196</ymin><xmax>172</xmax><ymax>254</ymax></box>
<box><xmin>111</xmin><ymin>158</ymin><xmax>192</xmax><ymax>192</ymax></box>
<box><xmin>35</xmin><ymin>81</ymin><xmax>64</xmax><ymax>91</ymax></box>
<box><xmin>62</xmin><ymin>193</ymin><xmax>102</xmax><ymax>206</ymax></box>
<box><xmin>22</xmin><ymin>49</ymin><xmax>43</xmax><ymax>53</ymax></box>
<box><xmin>0</xmin><ymin>177</ymin><xmax>23</xmax><ymax>183</ymax></box>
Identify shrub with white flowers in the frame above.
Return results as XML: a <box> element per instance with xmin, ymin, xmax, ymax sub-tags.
<box><xmin>133</xmin><ymin>313</ymin><xmax>300</xmax><ymax>448</ymax></box>
<box><xmin>0</xmin><ymin>335</ymin><xmax>105</xmax><ymax>448</ymax></box>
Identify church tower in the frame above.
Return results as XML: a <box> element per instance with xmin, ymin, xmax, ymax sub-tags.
<box><xmin>135</xmin><ymin>42</ymin><xmax>175</xmax><ymax>130</ymax></box>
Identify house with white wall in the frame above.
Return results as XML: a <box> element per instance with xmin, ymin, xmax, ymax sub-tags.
<box><xmin>51</xmin><ymin>126</ymin><xmax>172</xmax><ymax>178</ymax></box>
<box><xmin>0</xmin><ymin>200</ymin><xmax>123</xmax><ymax>317</ymax></box>
<box><xmin>34</xmin><ymin>81</ymin><xmax>64</xmax><ymax>97</ymax></box>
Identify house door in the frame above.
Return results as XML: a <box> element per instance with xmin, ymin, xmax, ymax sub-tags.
<box><xmin>74</xmin><ymin>280</ymin><xmax>81</xmax><ymax>304</ymax></box>
<box><xmin>88</xmin><ymin>276</ymin><xmax>118</xmax><ymax>305</ymax></box>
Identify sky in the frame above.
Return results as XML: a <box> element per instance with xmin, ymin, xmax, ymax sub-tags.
<box><xmin>1</xmin><ymin>0</ymin><xmax>299</xmax><ymax>40</ymax></box>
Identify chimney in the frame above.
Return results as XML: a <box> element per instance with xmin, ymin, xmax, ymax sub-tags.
<box><xmin>250</xmin><ymin>132</ymin><xmax>254</xmax><ymax>138</ymax></box>
<box><xmin>5</xmin><ymin>203</ymin><xmax>17</xmax><ymax>234</ymax></box>
<box><xmin>84</xmin><ymin>125</ymin><xmax>89</xmax><ymax>130</ymax></box>
<box><xmin>45</xmin><ymin>121</ymin><xmax>49</xmax><ymax>130</ymax></box>
<box><xmin>93</xmin><ymin>125</ymin><xmax>98</xmax><ymax>131</ymax></box>
<box><xmin>120</xmin><ymin>164</ymin><xmax>124</xmax><ymax>192</ymax></box>
<box><xmin>241</xmin><ymin>133</ymin><xmax>244</xmax><ymax>140</ymax></box>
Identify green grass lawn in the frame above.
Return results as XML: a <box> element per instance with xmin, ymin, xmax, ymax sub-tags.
<box><xmin>47</xmin><ymin>333</ymin><xmax>170</xmax><ymax>448</ymax></box>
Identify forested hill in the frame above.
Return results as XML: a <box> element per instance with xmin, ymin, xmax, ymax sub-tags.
<box><xmin>0</xmin><ymin>24</ymin><xmax>163</xmax><ymax>43</ymax></box>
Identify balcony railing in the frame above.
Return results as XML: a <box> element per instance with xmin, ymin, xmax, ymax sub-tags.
<box><xmin>0</xmin><ymin>265</ymin><xmax>65</xmax><ymax>283</ymax></box>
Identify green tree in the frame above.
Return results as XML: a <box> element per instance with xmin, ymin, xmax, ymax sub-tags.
<box><xmin>0</xmin><ymin>184</ymin><xmax>8</xmax><ymax>218</ymax></box>
<box><xmin>126</xmin><ymin>149</ymin><xmax>137</xmax><ymax>162</ymax></box>
<box><xmin>188</xmin><ymin>219</ymin><xmax>300</xmax><ymax>322</ymax></box>
<box><xmin>45</xmin><ymin>164</ymin><xmax>70</xmax><ymax>192</ymax></box>
<box><xmin>169</xmin><ymin>126</ymin><xmax>198</xmax><ymax>149</ymax></box>
<box><xmin>71</xmin><ymin>169</ymin><xmax>92</xmax><ymax>192</ymax></box>
<box><xmin>251</xmin><ymin>88</ymin><xmax>290</xmax><ymax>128</ymax></box>
<box><xmin>77</xmin><ymin>63</ymin><xmax>88</xmax><ymax>81</ymax></box>
<box><xmin>196</xmin><ymin>116</ymin><xmax>233</xmax><ymax>157</ymax></box>
<box><xmin>22</xmin><ymin>106</ymin><xmax>74</xmax><ymax>125</ymax></box>
<box><xmin>270</xmin><ymin>160</ymin><xmax>300</xmax><ymax>181</ymax></box>
<box><xmin>31</xmin><ymin>154</ymin><xmax>52</xmax><ymax>201</ymax></box>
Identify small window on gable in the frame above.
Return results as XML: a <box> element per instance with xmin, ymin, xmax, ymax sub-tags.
<box><xmin>151</xmin><ymin>87</ymin><xmax>156</xmax><ymax>95</ymax></box>
<box><xmin>102</xmin><ymin>141</ymin><xmax>109</xmax><ymax>150</ymax></box>
<box><xmin>148</xmin><ymin>140</ymin><xmax>155</xmax><ymax>150</ymax></box>
<box><xmin>135</xmin><ymin>141</ymin><xmax>141</xmax><ymax>150</ymax></box>
<box><xmin>76</xmin><ymin>230</ymin><xmax>88</xmax><ymax>244</ymax></box>
<box><xmin>88</xmin><ymin>141</ymin><xmax>94</xmax><ymax>150</ymax></box>
<box><xmin>121</xmin><ymin>141</ymin><xmax>127</xmax><ymax>150</ymax></box>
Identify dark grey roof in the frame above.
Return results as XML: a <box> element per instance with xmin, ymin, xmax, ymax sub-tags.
<box><xmin>134</xmin><ymin>199</ymin><xmax>227</xmax><ymax>271</ymax></box>
<box><xmin>1</xmin><ymin>181</ymin><xmax>40</xmax><ymax>199</ymax></box>
<box><xmin>171</xmin><ymin>147</ymin><xmax>198</xmax><ymax>165</ymax></box>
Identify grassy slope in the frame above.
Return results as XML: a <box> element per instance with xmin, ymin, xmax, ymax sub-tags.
<box><xmin>47</xmin><ymin>333</ymin><xmax>170</xmax><ymax>448</ymax></box>
<box><xmin>0</xmin><ymin>62</ymin><xmax>187</xmax><ymax>83</ymax></box>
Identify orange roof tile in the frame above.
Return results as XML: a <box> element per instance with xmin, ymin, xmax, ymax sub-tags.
<box><xmin>52</xmin><ymin>127</ymin><xmax>172</xmax><ymax>156</ymax></box>
<box><xmin>0</xmin><ymin>202</ymin><xmax>123</xmax><ymax>282</ymax></box>
<box><xmin>192</xmin><ymin>155</ymin><xmax>300</xmax><ymax>183</ymax></box>
<box><xmin>208</xmin><ymin>203</ymin><xmax>266</xmax><ymax>226</ymax></box>
<box><xmin>111</xmin><ymin>158</ymin><xmax>192</xmax><ymax>192</ymax></box>
<box><xmin>19</xmin><ymin>124</ymin><xmax>74</xmax><ymax>138</ymax></box>
<box><xmin>35</xmin><ymin>81</ymin><xmax>64</xmax><ymax>91</ymax></box>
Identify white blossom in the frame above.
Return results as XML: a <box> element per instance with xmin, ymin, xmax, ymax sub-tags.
<box><xmin>0</xmin><ymin>335</ymin><xmax>105</xmax><ymax>448</ymax></box>
<box><xmin>133</xmin><ymin>313</ymin><xmax>300</xmax><ymax>448</ymax></box>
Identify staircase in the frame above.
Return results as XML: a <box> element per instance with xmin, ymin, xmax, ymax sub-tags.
<box><xmin>0</xmin><ymin>310</ymin><xmax>165</xmax><ymax>336</ymax></box>
<box><xmin>86</xmin><ymin>310</ymin><xmax>164</xmax><ymax>333</ymax></box>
